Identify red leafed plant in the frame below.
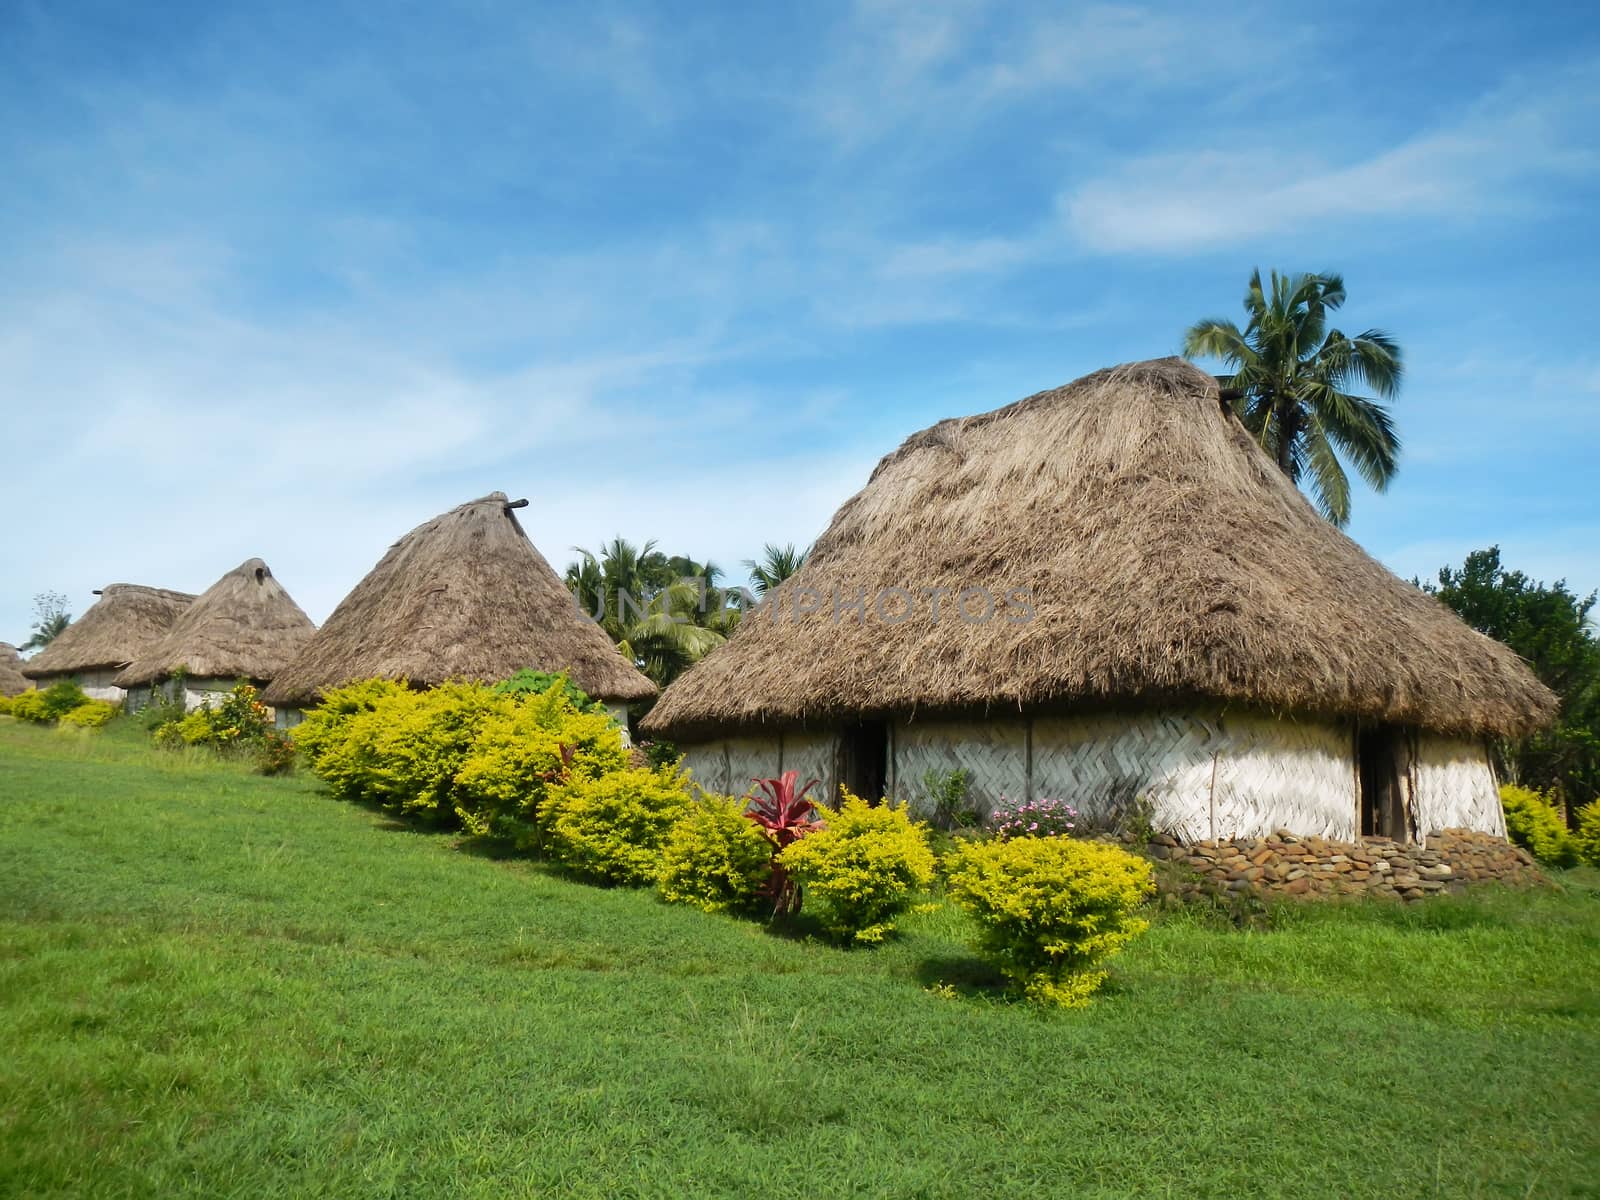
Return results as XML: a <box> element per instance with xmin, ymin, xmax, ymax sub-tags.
<box><xmin>746</xmin><ymin>770</ymin><xmax>826</xmax><ymax>917</ymax></box>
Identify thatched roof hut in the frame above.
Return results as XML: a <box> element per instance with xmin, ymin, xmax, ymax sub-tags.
<box><xmin>0</xmin><ymin>643</ymin><xmax>28</xmax><ymax>697</ymax></box>
<box><xmin>22</xmin><ymin>584</ymin><xmax>195</xmax><ymax>699</ymax></box>
<box><xmin>263</xmin><ymin>492</ymin><xmax>656</xmax><ymax>711</ymax></box>
<box><xmin>645</xmin><ymin>358</ymin><xmax>1555</xmax><ymax>843</ymax></box>
<box><xmin>114</xmin><ymin>559</ymin><xmax>317</xmax><ymax>700</ymax></box>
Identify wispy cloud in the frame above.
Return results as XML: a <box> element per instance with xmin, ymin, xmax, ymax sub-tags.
<box><xmin>1062</xmin><ymin>62</ymin><xmax>1600</xmax><ymax>253</ymax></box>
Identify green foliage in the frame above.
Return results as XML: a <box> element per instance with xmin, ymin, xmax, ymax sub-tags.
<box><xmin>0</xmin><ymin>695</ymin><xmax>11</xmax><ymax>716</ymax></box>
<box><xmin>945</xmin><ymin>836</ymin><xmax>1155</xmax><ymax>1007</ymax></box>
<box><xmin>923</xmin><ymin>767</ymin><xmax>978</xmax><ymax>830</ymax></box>
<box><xmin>656</xmin><ymin>792</ymin><xmax>775</xmax><ymax>914</ymax></box>
<box><xmin>492</xmin><ymin>669</ymin><xmax>606</xmax><ymax>713</ymax></box>
<box><xmin>637</xmin><ymin>739</ymin><xmax>680</xmax><ymax>770</ymax></box>
<box><xmin>1426</xmin><ymin>546</ymin><xmax>1600</xmax><ymax>807</ymax></box>
<box><xmin>453</xmin><ymin>686</ymin><xmax>627</xmax><ymax>844</ymax></box>
<box><xmin>1501</xmin><ymin>784</ymin><xmax>1578</xmax><ymax>868</ymax></box>
<box><xmin>153</xmin><ymin>683</ymin><xmax>274</xmax><ymax>754</ymax></box>
<box><xmin>1183</xmin><ymin>269</ymin><xmax>1402</xmax><ymax>526</ymax></box>
<box><xmin>19</xmin><ymin>590</ymin><xmax>72</xmax><ymax>651</ymax></box>
<box><xmin>254</xmin><ymin>730</ymin><xmax>297</xmax><ymax>776</ymax></box>
<box><xmin>6</xmin><ymin>682</ymin><xmax>97</xmax><ymax>725</ymax></box>
<box><xmin>777</xmin><ymin>792</ymin><xmax>936</xmax><ymax>944</ymax></box>
<box><xmin>57</xmin><ymin>700</ymin><xmax>116</xmax><ymax>729</ymax></box>
<box><xmin>541</xmin><ymin>763</ymin><xmax>693</xmax><ymax>885</ymax></box>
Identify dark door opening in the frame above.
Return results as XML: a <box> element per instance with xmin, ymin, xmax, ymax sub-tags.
<box><xmin>839</xmin><ymin>721</ymin><xmax>888</xmax><ymax>803</ymax></box>
<box><xmin>1358</xmin><ymin>725</ymin><xmax>1410</xmax><ymax>840</ymax></box>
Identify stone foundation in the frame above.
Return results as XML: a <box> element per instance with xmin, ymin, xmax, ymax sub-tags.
<box><xmin>1148</xmin><ymin>828</ymin><xmax>1543</xmax><ymax>902</ymax></box>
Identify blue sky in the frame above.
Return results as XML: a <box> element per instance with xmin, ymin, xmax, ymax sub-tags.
<box><xmin>3</xmin><ymin>0</ymin><xmax>1597</xmax><ymax>642</ymax></box>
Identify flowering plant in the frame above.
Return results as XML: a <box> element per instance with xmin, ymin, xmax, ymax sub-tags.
<box><xmin>745</xmin><ymin>770</ymin><xmax>826</xmax><ymax>916</ymax></box>
<box><xmin>988</xmin><ymin>796</ymin><xmax>1078</xmax><ymax>840</ymax></box>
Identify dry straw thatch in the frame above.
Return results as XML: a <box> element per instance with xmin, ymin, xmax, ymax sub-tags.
<box><xmin>645</xmin><ymin>358</ymin><xmax>1557</xmax><ymax>741</ymax></box>
<box><xmin>263</xmin><ymin>492</ymin><xmax>656</xmax><ymax>706</ymax></box>
<box><xmin>22</xmin><ymin>585</ymin><xmax>195</xmax><ymax>680</ymax></box>
<box><xmin>114</xmin><ymin>558</ymin><xmax>317</xmax><ymax>688</ymax></box>
<box><xmin>0</xmin><ymin>643</ymin><xmax>28</xmax><ymax>696</ymax></box>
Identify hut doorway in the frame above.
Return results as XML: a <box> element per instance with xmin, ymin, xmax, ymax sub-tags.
<box><xmin>839</xmin><ymin>721</ymin><xmax>888</xmax><ymax>803</ymax></box>
<box><xmin>1358</xmin><ymin>724</ymin><xmax>1412</xmax><ymax>840</ymax></box>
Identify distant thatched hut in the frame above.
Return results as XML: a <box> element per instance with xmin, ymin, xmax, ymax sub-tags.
<box><xmin>114</xmin><ymin>558</ymin><xmax>317</xmax><ymax>711</ymax></box>
<box><xmin>0</xmin><ymin>643</ymin><xmax>28</xmax><ymax>697</ymax></box>
<box><xmin>22</xmin><ymin>585</ymin><xmax>195</xmax><ymax>702</ymax></box>
<box><xmin>643</xmin><ymin>359</ymin><xmax>1556</xmax><ymax>844</ymax></box>
<box><xmin>263</xmin><ymin>492</ymin><xmax>656</xmax><ymax>727</ymax></box>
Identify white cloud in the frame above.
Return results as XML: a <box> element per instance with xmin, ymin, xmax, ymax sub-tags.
<box><xmin>1062</xmin><ymin>63</ymin><xmax>1600</xmax><ymax>253</ymax></box>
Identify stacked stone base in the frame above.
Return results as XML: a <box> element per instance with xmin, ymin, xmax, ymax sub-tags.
<box><xmin>1148</xmin><ymin>828</ymin><xmax>1543</xmax><ymax>902</ymax></box>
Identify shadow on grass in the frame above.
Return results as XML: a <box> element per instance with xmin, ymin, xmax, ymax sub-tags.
<box><xmin>912</xmin><ymin>953</ymin><xmax>1008</xmax><ymax>999</ymax></box>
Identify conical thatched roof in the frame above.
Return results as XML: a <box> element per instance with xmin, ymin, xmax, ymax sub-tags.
<box><xmin>645</xmin><ymin>358</ymin><xmax>1557</xmax><ymax>741</ymax></box>
<box><xmin>113</xmin><ymin>559</ymin><xmax>317</xmax><ymax>688</ymax></box>
<box><xmin>22</xmin><ymin>585</ymin><xmax>195</xmax><ymax>680</ymax></box>
<box><xmin>262</xmin><ymin>492</ymin><xmax>656</xmax><ymax>706</ymax></box>
<box><xmin>0</xmin><ymin>643</ymin><xmax>28</xmax><ymax>696</ymax></box>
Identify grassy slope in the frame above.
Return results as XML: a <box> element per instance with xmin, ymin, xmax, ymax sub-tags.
<box><xmin>1</xmin><ymin>720</ymin><xmax>1597</xmax><ymax>1199</ymax></box>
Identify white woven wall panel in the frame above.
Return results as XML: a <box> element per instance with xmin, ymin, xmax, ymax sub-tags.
<box><xmin>893</xmin><ymin>720</ymin><xmax>1026</xmax><ymax>818</ymax></box>
<box><xmin>782</xmin><ymin>732</ymin><xmax>837</xmax><ymax>804</ymax></box>
<box><xmin>1411</xmin><ymin>736</ymin><xmax>1503</xmax><ymax>836</ymax></box>
<box><xmin>725</xmin><ymin>736</ymin><xmax>783</xmax><ymax>799</ymax></box>
<box><xmin>1032</xmin><ymin>710</ymin><xmax>1356</xmax><ymax>840</ymax></box>
<box><xmin>679</xmin><ymin>743</ymin><xmax>728</xmax><ymax>795</ymax></box>
<box><xmin>1209</xmin><ymin>714</ymin><xmax>1356</xmax><ymax>841</ymax></box>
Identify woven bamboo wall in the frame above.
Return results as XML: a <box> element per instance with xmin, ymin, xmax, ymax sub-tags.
<box><xmin>1410</xmin><ymin>736</ymin><xmax>1504</xmax><ymax>837</ymax></box>
<box><xmin>678</xmin><ymin>744</ymin><xmax>728</xmax><ymax>794</ymax></box>
<box><xmin>677</xmin><ymin>733</ymin><xmax>836</xmax><ymax>800</ymax></box>
<box><xmin>893</xmin><ymin>720</ymin><xmax>1027</xmax><ymax>818</ymax></box>
<box><xmin>783</xmin><ymin>732</ymin><xmax>838</xmax><ymax>802</ymax></box>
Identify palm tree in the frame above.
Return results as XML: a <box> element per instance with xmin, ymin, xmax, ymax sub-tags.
<box><xmin>20</xmin><ymin>591</ymin><xmax>71</xmax><ymax>651</ymax></box>
<box><xmin>566</xmin><ymin>539</ymin><xmax>733</xmax><ymax>686</ymax></box>
<box><xmin>1182</xmin><ymin>269</ymin><xmax>1403</xmax><ymax>526</ymax></box>
<box><xmin>743</xmin><ymin>543</ymin><xmax>809</xmax><ymax>597</ymax></box>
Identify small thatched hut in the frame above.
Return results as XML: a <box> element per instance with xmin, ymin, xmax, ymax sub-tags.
<box><xmin>115</xmin><ymin>558</ymin><xmax>317</xmax><ymax>711</ymax></box>
<box><xmin>0</xmin><ymin>643</ymin><xmax>29</xmax><ymax>697</ymax></box>
<box><xmin>262</xmin><ymin>492</ymin><xmax>656</xmax><ymax>727</ymax></box>
<box><xmin>643</xmin><ymin>359</ymin><xmax>1556</xmax><ymax>844</ymax></box>
<box><xmin>21</xmin><ymin>585</ymin><xmax>195</xmax><ymax>702</ymax></box>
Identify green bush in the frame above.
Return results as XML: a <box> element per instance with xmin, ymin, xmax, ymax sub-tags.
<box><xmin>153</xmin><ymin>683</ymin><xmax>274</xmax><ymax>754</ymax></box>
<box><xmin>38</xmin><ymin>680</ymin><xmax>91</xmax><ymax>720</ymax></box>
<box><xmin>492</xmin><ymin>668</ymin><xmax>606</xmax><ymax>714</ymax></box>
<box><xmin>1570</xmin><ymin>799</ymin><xmax>1600</xmax><ymax>868</ymax></box>
<box><xmin>453</xmin><ymin>684</ymin><xmax>627</xmax><ymax>844</ymax></box>
<box><xmin>0</xmin><ymin>694</ymin><xmax>12</xmax><ymax>716</ymax></box>
<box><xmin>58</xmin><ymin>700</ymin><xmax>117</xmax><ymax>729</ymax></box>
<box><xmin>778</xmin><ymin>792</ymin><xmax>936</xmax><ymax>944</ymax></box>
<box><xmin>657</xmin><ymin>792</ymin><xmax>775</xmax><ymax>914</ymax></box>
<box><xmin>291</xmin><ymin>678</ymin><xmax>412</xmax><ymax>796</ymax></box>
<box><xmin>944</xmin><ymin>836</ymin><xmax>1154</xmax><ymax>1007</ymax></box>
<box><xmin>1501</xmin><ymin>784</ymin><xmax>1578</xmax><ymax>868</ymax></box>
<box><xmin>254</xmin><ymin>730</ymin><xmax>297</xmax><ymax>776</ymax></box>
<box><xmin>541</xmin><ymin>764</ymin><xmax>693</xmax><ymax>886</ymax></box>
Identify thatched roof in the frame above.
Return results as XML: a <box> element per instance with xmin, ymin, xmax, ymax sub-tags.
<box><xmin>0</xmin><ymin>643</ymin><xmax>28</xmax><ymax>696</ymax></box>
<box><xmin>262</xmin><ymin>492</ymin><xmax>657</xmax><ymax>706</ymax></box>
<box><xmin>22</xmin><ymin>585</ymin><xmax>195</xmax><ymax>680</ymax></box>
<box><xmin>113</xmin><ymin>559</ymin><xmax>317</xmax><ymax>688</ymax></box>
<box><xmin>645</xmin><ymin>358</ymin><xmax>1556</xmax><ymax>741</ymax></box>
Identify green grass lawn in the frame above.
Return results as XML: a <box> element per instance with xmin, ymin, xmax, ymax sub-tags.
<box><xmin>2</xmin><ymin>719</ymin><xmax>1598</xmax><ymax>1199</ymax></box>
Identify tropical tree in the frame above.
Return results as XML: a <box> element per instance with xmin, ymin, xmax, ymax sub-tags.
<box><xmin>743</xmin><ymin>542</ymin><xmax>809</xmax><ymax>597</ymax></box>
<box><xmin>1183</xmin><ymin>269</ymin><xmax>1403</xmax><ymax>526</ymax></box>
<box><xmin>20</xmin><ymin>591</ymin><xmax>72</xmax><ymax>651</ymax></box>
<box><xmin>566</xmin><ymin>539</ymin><xmax>736</xmax><ymax>686</ymax></box>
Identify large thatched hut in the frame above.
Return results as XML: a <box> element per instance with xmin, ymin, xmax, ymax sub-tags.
<box><xmin>643</xmin><ymin>359</ymin><xmax>1556</xmax><ymax>844</ymax></box>
<box><xmin>21</xmin><ymin>585</ymin><xmax>195</xmax><ymax>702</ymax></box>
<box><xmin>115</xmin><ymin>558</ymin><xmax>318</xmax><ymax>711</ymax></box>
<box><xmin>263</xmin><ymin>492</ymin><xmax>656</xmax><ymax>726</ymax></box>
<box><xmin>0</xmin><ymin>643</ymin><xmax>29</xmax><ymax>697</ymax></box>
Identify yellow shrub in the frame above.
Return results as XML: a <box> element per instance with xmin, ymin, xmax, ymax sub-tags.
<box><xmin>0</xmin><ymin>695</ymin><xmax>12</xmax><ymax>715</ymax></box>
<box><xmin>541</xmin><ymin>764</ymin><xmax>693</xmax><ymax>886</ymax></box>
<box><xmin>292</xmin><ymin>678</ymin><xmax>411</xmax><ymax>773</ymax></box>
<box><xmin>777</xmin><ymin>792</ymin><xmax>936</xmax><ymax>944</ymax></box>
<box><xmin>657</xmin><ymin>792</ymin><xmax>775</xmax><ymax>914</ymax></box>
<box><xmin>944</xmin><ymin>836</ymin><xmax>1154</xmax><ymax>1007</ymax></box>
<box><xmin>7</xmin><ymin>691</ymin><xmax>51</xmax><ymax>723</ymax></box>
<box><xmin>453</xmin><ymin>686</ymin><xmax>628</xmax><ymax>844</ymax></box>
<box><xmin>1501</xmin><ymin>784</ymin><xmax>1577</xmax><ymax>868</ymax></box>
<box><xmin>361</xmin><ymin>683</ymin><xmax>512</xmax><ymax>822</ymax></box>
<box><xmin>1573</xmin><ymin>799</ymin><xmax>1600</xmax><ymax>869</ymax></box>
<box><xmin>58</xmin><ymin>700</ymin><xmax>117</xmax><ymax>729</ymax></box>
